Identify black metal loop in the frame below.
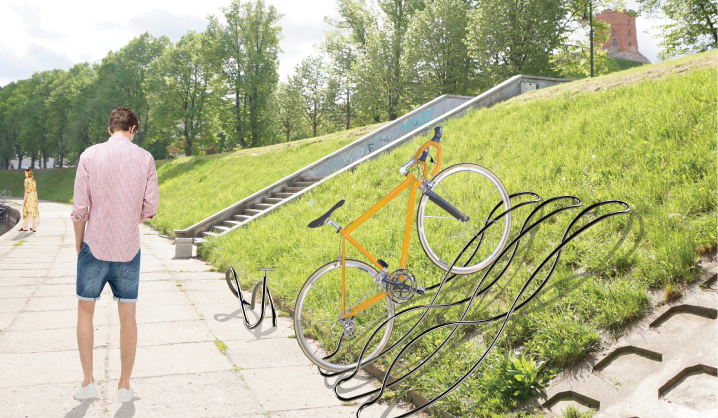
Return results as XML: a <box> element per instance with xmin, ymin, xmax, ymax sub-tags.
<box><xmin>309</xmin><ymin>192</ymin><xmax>630</xmax><ymax>417</ymax></box>
<box><xmin>226</xmin><ymin>266</ymin><xmax>278</xmax><ymax>329</ymax></box>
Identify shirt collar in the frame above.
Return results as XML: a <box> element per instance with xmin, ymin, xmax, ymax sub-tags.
<box><xmin>109</xmin><ymin>134</ymin><xmax>131</xmax><ymax>142</ymax></box>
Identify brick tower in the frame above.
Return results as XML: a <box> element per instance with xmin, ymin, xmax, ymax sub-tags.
<box><xmin>595</xmin><ymin>9</ymin><xmax>651</xmax><ymax>63</ymax></box>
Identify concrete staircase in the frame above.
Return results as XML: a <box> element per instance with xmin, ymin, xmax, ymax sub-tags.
<box><xmin>199</xmin><ymin>176</ymin><xmax>324</xmax><ymax>238</ymax></box>
<box><xmin>174</xmin><ymin>75</ymin><xmax>577</xmax><ymax>257</ymax></box>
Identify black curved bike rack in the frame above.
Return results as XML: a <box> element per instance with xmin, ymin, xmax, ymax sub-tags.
<box><xmin>308</xmin><ymin>192</ymin><xmax>633</xmax><ymax>417</ymax></box>
<box><xmin>226</xmin><ymin>267</ymin><xmax>277</xmax><ymax>329</ymax></box>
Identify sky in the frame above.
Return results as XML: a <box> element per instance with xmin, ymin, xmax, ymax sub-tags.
<box><xmin>0</xmin><ymin>0</ymin><xmax>665</xmax><ymax>88</ymax></box>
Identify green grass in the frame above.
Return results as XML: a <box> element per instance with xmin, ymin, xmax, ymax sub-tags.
<box><xmin>0</xmin><ymin>123</ymin><xmax>384</xmax><ymax>235</ymax></box>
<box><xmin>607</xmin><ymin>57</ymin><xmax>646</xmax><ymax>72</ymax></box>
<box><xmin>197</xmin><ymin>52</ymin><xmax>716</xmax><ymax>417</ymax></box>
<box><xmin>0</xmin><ymin>169</ymin><xmax>77</xmax><ymax>203</ymax></box>
<box><xmin>214</xmin><ymin>340</ymin><xmax>228</xmax><ymax>353</ymax></box>
<box><xmin>149</xmin><ymin>123</ymin><xmax>384</xmax><ymax>236</ymax></box>
<box><xmin>562</xmin><ymin>57</ymin><xmax>646</xmax><ymax>79</ymax></box>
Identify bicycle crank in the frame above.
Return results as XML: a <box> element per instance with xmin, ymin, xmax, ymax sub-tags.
<box><xmin>382</xmin><ymin>269</ymin><xmax>425</xmax><ymax>304</ymax></box>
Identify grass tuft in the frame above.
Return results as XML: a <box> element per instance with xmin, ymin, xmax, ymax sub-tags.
<box><xmin>214</xmin><ymin>340</ymin><xmax>228</xmax><ymax>353</ymax></box>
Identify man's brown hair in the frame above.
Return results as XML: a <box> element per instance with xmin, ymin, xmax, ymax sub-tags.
<box><xmin>108</xmin><ymin>107</ymin><xmax>139</xmax><ymax>134</ymax></box>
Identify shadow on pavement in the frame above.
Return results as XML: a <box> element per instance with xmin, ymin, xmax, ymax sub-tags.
<box><xmin>214</xmin><ymin>308</ymin><xmax>279</xmax><ymax>339</ymax></box>
<box><xmin>113</xmin><ymin>397</ymin><xmax>140</xmax><ymax>418</ymax></box>
<box><xmin>64</xmin><ymin>399</ymin><xmax>96</xmax><ymax>418</ymax></box>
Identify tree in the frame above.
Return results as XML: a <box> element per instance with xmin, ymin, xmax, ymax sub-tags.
<box><xmin>272</xmin><ymin>81</ymin><xmax>304</xmax><ymax>142</ymax></box>
<box><xmin>93</xmin><ymin>33</ymin><xmax>170</xmax><ymax>148</ymax></box>
<box><xmin>322</xmin><ymin>31</ymin><xmax>359</xmax><ymax>130</ymax></box>
<box><xmin>290</xmin><ymin>56</ymin><xmax>331</xmax><ymax>138</ymax></box>
<box><xmin>45</xmin><ymin>63</ymin><xmax>94</xmax><ymax>168</ymax></box>
<box><xmin>466</xmin><ymin>0</ymin><xmax>566</xmax><ymax>88</ymax></box>
<box><xmin>145</xmin><ymin>32</ymin><xmax>219</xmax><ymax>157</ymax></box>
<box><xmin>638</xmin><ymin>0</ymin><xmax>717</xmax><ymax>59</ymax></box>
<box><xmin>0</xmin><ymin>83</ymin><xmax>23</xmax><ymax>169</ymax></box>
<box><xmin>333</xmin><ymin>0</ymin><xmax>423</xmax><ymax>121</ymax></box>
<box><xmin>403</xmin><ymin>0</ymin><xmax>475</xmax><ymax>104</ymax></box>
<box><xmin>549</xmin><ymin>0</ymin><xmax>615</xmax><ymax>78</ymax></box>
<box><xmin>205</xmin><ymin>0</ymin><xmax>282</xmax><ymax>148</ymax></box>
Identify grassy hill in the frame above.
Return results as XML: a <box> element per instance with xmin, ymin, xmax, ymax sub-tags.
<box><xmin>1</xmin><ymin>52</ymin><xmax>714</xmax><ymax>416</ymax></box>
<box><xmin>0</xmin><ymin>168</ymin><xmax>77</xmax><ymax>203</ymax></box>
<box><xmin>196</xmin><ymin>52</ymin><xmax>716</xmax><ymax>417</ymax></box>
<box><xmin>0</xmin><ymin>123</ymin><xmax>385</xmax><ymax>233</ymax></box>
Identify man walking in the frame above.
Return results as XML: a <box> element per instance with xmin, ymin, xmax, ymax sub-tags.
<box><xmin>70</xmin><ymin>107</ymin><xmax>159</xmax><ymax>402</ymax></box>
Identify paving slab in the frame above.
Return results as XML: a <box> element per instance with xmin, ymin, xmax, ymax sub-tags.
<box><xmin>34</xmin><ymin>283</ymin><xmax>78</xmax><ymax>297</ymax></box>
<box><xmin>108</xmin><ymin>320</ymin><xmax>214</xmax><ymax>348</ymax></box>
<box><xmin>0</xmin><ymin>349</ymin><xmax>107</xmax><ymax>387</ymax></box>
<box><xmin>0</xmin><ymin>285</ymin><xmax>36</xmax><ymax>298</ymax></box>
<box><xmin>107</xmin><ymin>302</ymin><xmax>198</xmax><ymax>325</ymax></box>
<box><xmin>225</xmin><ymin>337</ymin><xmax>311</xmax><ymax>370</ymax></box>
<box><xmin>100</xmin><ymin>372</ymin><xmax>262</xmax><ymax>418</ymax></box>
<box><xmin>0</xmin><ymin>326</ymin><xmax>109</xmax><ymax>354</ymax></box>
<box><xmin>0</xmin><ymin>382</ymin><xmax>106</xmax><ymax>418</ymax></box>
<box><xmin>0</xmin><ymin>297</ymin><xmax>26</xmax><ymax>313</ymax></box>
<box><xmin>544</xmin><ymin>274</ymin><xmax>718</xmax><ymax>418</ymax></box>
<box><xmin>10</xmin><ymin>308</ymin><xmax>102</xmax><ymax>331</ymax></box>
<box><xmin>107</xmin><ymin>342</ymin><xmax>232</xmax><ymax>379</ymax></box>
<box><xmin>0</xmin><ymin>313</ymin><xmax>15</xmax><ymax>330</ymax></box>
<box><xmin>0</xmin><ymin>276</ymin><xmax>40</xmax><ymax>286</ymax></box>
<box><xmin>0</xmin><ymin>201</ymin><xmax>421</xmax><ymax>418</ymax></box>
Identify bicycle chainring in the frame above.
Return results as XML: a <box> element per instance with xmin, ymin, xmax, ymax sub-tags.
<box><xmin>383</xmin><ymin>269</ymin><xmax>417</xmax><ymax>304</ymax></box>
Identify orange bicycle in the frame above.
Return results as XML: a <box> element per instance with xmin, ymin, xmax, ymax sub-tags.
<box><xmin>294</xmin><ymin>126</ymin><xmax>512</xmax><ymax>371</ymax></box>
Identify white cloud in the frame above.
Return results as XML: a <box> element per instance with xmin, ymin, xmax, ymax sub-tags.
<box><xmin>0</xmin><ymin>0</ymin><xmax>666</xmax><ymax>88</ymax></box>
<box><xmin>0</xmin><ymin>0</ymin><xmax>337</xmax><ymax>87</ymax></box>
<box><xmin>0</xmin><ymin>43</ymin><xmax>74</xmax><ymax>86</ymax></box>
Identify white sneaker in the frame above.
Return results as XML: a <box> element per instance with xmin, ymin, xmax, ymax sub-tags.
<box><xmin>74</xmin><ymin>383</ymin><xmax>98</xmax><ymax>400</ymax></box>
<box><xmin>117</xmin><ymin>387</ymin><xmax>135</xmax><ymax>403</ymax></box>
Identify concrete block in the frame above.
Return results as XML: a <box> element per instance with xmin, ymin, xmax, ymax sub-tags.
<box><xmin>175</xmin><ymin>238</ymin><xmax>193</xmax><ymax>259</ymax></box>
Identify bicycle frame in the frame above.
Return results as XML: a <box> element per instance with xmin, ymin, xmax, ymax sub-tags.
<box><xmin>337</xmin><ymin>140</ymin><xmax>442</xmax><ymax>319</ymax></box>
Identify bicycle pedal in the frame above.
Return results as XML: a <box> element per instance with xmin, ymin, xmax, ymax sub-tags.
<box><xmin>416</xmin><ymin>287</ymin><xmax>425</xmax><ymax>295</ymax></box>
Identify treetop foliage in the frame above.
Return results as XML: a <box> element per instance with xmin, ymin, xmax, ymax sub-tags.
<box><xmin>0</xmin><ymin>0</ymin><xmax>712</xmax><ymax>169</ymax></box>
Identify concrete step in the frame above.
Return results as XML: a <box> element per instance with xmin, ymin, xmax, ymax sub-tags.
<box><xmin>201</xmin><ymin>231</ymin><xmax>219</xmax><ymax>237</ymax></box>
<box><xmin>253</xmin><ymin>203</ymin><xmax>273</xmax><ymax>210</ymax></box>
<box><xmin>193</xmin><ymin>238</ymin><xmax>206</xmax><ymax>244</ymax></box>
<box><xmin>302</xmin><ymin>176</ymin><xmax>324</xmax><ymax>182</ymax></box>
<box><xmin>263</xmin><ymin>197</ymin><xmax>283</xmax><ymax>204</ymax></box>
<box><xmin>284</xmin><ymin>186</ymin><xmax>305</xmax><ymax>192</ymax></box>
<box><xmin>234</xmin><ymin>214</ymin><xmax>252</xmax><ymax>221</ymax></box>
<box><xmin>213</xmin><ymin>226</ymin><xmax>231</xmax><ymax>233</ymax></box>
<box><xmin>245</xmin><ymin>209</ymin><xmax>262</xmax><ymax>216</ymax></box>
<box><xmin>294</xmin><ymin>181</ymin><xmax>314</xmax><ymax>187</ymax></box>
<box><xmin>273</xmin><ymin>192</ymin><xmax>294</xmax><ymax>199</ymax></box>
<box><xmin>223</xmin><ymin>220</ymin><xmax>242</xmax><ymax>227</ymax></box>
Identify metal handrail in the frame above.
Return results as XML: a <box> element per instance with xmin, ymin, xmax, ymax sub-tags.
<box><xmin>0</xmin><ymin>190</ymin><xmax>8</xmax><ymax>216</ymax></box>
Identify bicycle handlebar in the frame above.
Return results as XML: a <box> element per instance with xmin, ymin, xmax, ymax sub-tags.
<box><xmin>399</xmin><ymin>126</ymin><xmax>443</xmax><ymax>178</ymax></box>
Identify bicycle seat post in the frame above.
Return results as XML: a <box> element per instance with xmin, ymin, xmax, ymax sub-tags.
<box><xmin>326</xmin><ymin>218</ymin><xmax>341</xmax><ymax>232</ymax></box>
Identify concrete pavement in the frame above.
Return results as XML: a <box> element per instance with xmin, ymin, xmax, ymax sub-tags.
<box><xmin>0</xmin><ymin>199</ymin><xmax>424</xmax><ymax>418</ymax></box>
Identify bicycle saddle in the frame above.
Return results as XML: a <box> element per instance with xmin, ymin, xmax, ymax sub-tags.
<box><xmin>308</xmin><ymin>199</ymin><xmax>344</xmax><ymax>228</ymax></box>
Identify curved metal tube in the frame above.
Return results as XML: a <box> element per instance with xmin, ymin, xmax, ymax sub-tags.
<box><xmin>310</xmin><ymin>192</ymin><xmax>630</xmax><ymax>417</ymax></box>
<box><xmin>226</xmin><ymin>266</ymin><xmax>277</xmax><ymax>329</ymax></box>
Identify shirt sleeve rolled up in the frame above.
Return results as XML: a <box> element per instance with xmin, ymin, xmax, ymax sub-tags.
<box><xmin>141</xmin><ymin>156</ymin><xmax>159</xmax><ymax>220</ymax></box>
<box><xmin>71</xmin><ymin>153</ymin><xmax>91</xmax><ymax>222</ymax></box>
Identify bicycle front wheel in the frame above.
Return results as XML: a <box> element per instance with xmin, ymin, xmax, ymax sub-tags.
<box><xmin>294</xmin><ymin>259</ymin><xmax>395</xmax><ymax>372</ymax></box>
<box><xmin>417</xmin><ymin>163</ymin><xmax>512</xmax><ymax>275</ymax></box>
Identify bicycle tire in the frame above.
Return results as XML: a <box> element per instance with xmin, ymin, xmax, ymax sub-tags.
<box><xmin>294</xmin><ymin>259</ymin><xmax>395</xmax><ymax>372</ymax></box>
<box><xmin>417</xmin><ymin>163</ymin><xmax>512</xmax><ymax>275</ymax></box>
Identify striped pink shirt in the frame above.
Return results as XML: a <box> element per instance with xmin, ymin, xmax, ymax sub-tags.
<box><xmin>71</xmin><ymin>135</ymin><xmax>159</xmax><ymax>262</ymax></box>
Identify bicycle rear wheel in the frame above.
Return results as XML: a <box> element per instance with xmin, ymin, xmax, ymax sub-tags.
<box><xmin>294</xmin><ymin>259</ymin><xmax>394</xmax><ymax>372</ymax></box>
<box><xmin>417</xmin><ymin>163</ymin><xmax>512</xmax><ymax>275</ymax></box>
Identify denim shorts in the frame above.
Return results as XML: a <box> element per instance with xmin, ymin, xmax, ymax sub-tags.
<box><xmin>76</xmin><ymin>242</ymin><xmax>141</xmax><ymax>302</ymax></box>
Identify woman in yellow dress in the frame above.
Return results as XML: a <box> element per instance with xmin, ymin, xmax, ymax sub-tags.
<box><xmin>21</xmin><ymin>168</ymin><xmax>39</xmax><ymax>232</ymax></box>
